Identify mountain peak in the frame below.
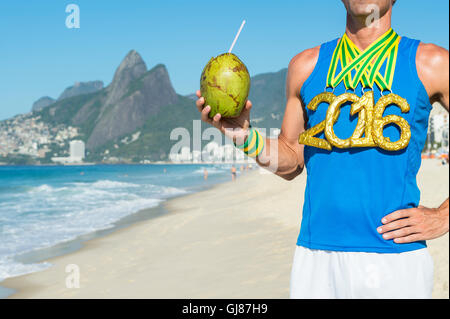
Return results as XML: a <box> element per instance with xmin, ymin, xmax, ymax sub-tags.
<box><xmin>32</xmin><ymin>96</ymin><xmax>56</xmax><ymax>112</ymax></box>
<box><xmin>122</xmin><ymin>50</ymin><xmax>146</xmax><ymax>68</ymax></box>
<box><xmin>105</xmin><ymin>50</ymin><xmax>147</xmax><ymax>106</ymax></box>
<box><xmin>87</xmin><ymin>60</ymin><xmax>178</xmax><ymax>150</ymax></box>
<box><xmin>58</xmin><ymin>80</ymin><xmax>104</xmax><ymax>101</ymax></box>
<box><xmin>115</xmin><ymin>50</ymin><xmax>147</xmax><ymax>79</ymax></box>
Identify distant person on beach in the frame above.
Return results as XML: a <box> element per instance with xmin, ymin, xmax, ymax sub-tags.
<box><xmin>231</xmin><ymin>166</ymin><xmax>237</xmax><ymax>181</ymax></box>
<box><xmin>196</xmin><ymin>0</ymin><xmax>449</xmax><ymax>298</ymax></box>
<box><xmin>204</xmin><ymin>168</ymin><xmax>208</xmax><ymax>180</ymax></box>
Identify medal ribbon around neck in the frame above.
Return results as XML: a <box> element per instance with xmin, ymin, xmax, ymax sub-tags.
<box><xmin>299</xmin><ymin>28</ymin><xmax>411</xmax><ymax>152</ymax></box>
<box><xmin>326</xmin><ymin>28</ymin><xmax>400</xmax><ymax>91</ymax></box>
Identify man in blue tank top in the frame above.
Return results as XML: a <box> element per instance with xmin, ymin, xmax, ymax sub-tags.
<box><xmin>196</xmin><ymin>0</ymin><xmax>448</xmax><ymax>298</ymax></box>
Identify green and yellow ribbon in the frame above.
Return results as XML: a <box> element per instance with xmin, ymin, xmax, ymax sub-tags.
<box><xmin>327</xmin><ymin>28</ymin><xmax>400</xmax><ymax>91</ymax></box>
<box><xmin>235</xmin><ymin>128</ymin><xmax>265</xmax><ymax>158</ymax></box>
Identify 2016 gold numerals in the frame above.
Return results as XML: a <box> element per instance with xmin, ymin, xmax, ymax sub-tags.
<box><xmin>298</xmin><ymin>91</ymin><xmax>411</xmax><ymax>151</ymax></box>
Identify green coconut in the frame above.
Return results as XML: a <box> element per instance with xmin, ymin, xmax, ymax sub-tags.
<box><xmin>200</xmin><ymin>53</ymin><xmax>250</xmax><ymax>118</ymax></box>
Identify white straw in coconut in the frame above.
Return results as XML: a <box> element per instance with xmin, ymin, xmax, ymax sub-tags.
<box><xmin>228</xmin><ymin>20</ymin><xmax>246</xmax><ymax>53</ymax></box>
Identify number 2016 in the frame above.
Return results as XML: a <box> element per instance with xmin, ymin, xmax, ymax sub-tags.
<box><xmin>298</xmin><ymin>91</ymin><xmax>411</xmax><ymax>151</ymax></box>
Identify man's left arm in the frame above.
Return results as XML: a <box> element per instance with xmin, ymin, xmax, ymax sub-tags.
<box><xmin>379</xmin><ymin>43</ymin><xmax>449</xmax><ymax>243</ymax></box>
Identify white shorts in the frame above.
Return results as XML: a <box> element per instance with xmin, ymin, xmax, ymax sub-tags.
<box><xmin>290</xmin><ymin>246</ymin><xmax>434</xmax><ymax>299</ymax></box>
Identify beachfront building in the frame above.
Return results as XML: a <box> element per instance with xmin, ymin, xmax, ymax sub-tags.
<box><xmin>69</xmin><ymin>140</ymin><xmax>85</xmax><ymax>161</ymax></box>
<box><xmin>52</xmin><ymin>140</ymin><xmax>85</xmax><ymax>164</ymax></box>
<box><xmin>203</xmin><ymin>142</ymin><xmax>220</xmax><ymax>162</ymax></box>
<box><xmin>223</xmin><ymin>144</ymin><xmax>235</xmax><ymax>162</ymax></box>
<box><xmin>427</xmin><ymin>103</ymin><xmax>449</xmax><ymax>151</ymax></box>
<box><xmin>430</xmin><ymin>114</ymin><xmax>449</xmax><ymax>147</ymax></box>
<box><xmin>180</xmin><ymin>146</ymin><xmax>192</xmax><ymax>162</ymax></box>
<box><xmin>169</xmin><ymin>141</ymin><xmax>252</xmax><ymax>164</ymax></box>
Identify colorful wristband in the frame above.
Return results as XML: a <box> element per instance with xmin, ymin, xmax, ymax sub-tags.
<box><xmin>235</xmin><ymin>128</ymin><xmax>253</xmax><ymax>150</ymax></box>
<box><xmin>242</xmin><ymin>128</ymin><xmax>264</xmax><ymax>158</ymax></box>
<box><xmin>246</xmin><ymin>130</ymin><xmax>264</xmax><ymax>157</ymax></box>
<box><xmin>243</xmin><ymin>129</ymin><xmax>257</xmax><ymax>153</ymax></box>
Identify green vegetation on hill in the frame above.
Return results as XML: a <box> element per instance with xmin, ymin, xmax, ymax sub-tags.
<box><xmin>248</xmin><ymin>68</ymin><xmax>287</xmax><ymax>128</ymax></box>
<box><xmin>0</xmin><ymin>154</ymin><xmax>36</xmax><ymax>165</ymax></box>
<box><xmin>38</xmin><ymin>92</ymin><xmax>98</xmax><ymax>126</ymax></box>
<box><xmin>87</xmin><ymin>95</ymin><xmax>200</xmax><ymax>161</ymax></box>
<box><xmin>37</xmin><ymin>90</ymin><xmax>106</xmax><ymax>139</ymax></box>
<box><xmin>36</xmin><ymin>66</ymin><xmax>288</xmax><ymax>163</ymax></box>
<box><xmin>122</xmin><ymin>64</ymin><xmax>166</xmax><ymax>100</ymax></box>
<box><xmin>12</xmin><ymin>50</ymin><xmax>289</xmax><ymax>164</ymax></box>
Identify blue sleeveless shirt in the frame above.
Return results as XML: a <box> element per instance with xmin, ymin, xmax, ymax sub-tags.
<box><xmin>298</xmin><ymin>36</ymin><xmax>432</xmax><ymax>253</ymax></box>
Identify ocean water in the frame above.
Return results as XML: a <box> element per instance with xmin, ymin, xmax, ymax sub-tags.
<box><xmin>0</xmin><ymin>164</ymin><xmax>234</xmax><ymax>282</ymax></box>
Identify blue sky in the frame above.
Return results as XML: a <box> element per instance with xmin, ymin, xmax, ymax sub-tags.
<box><xmin>0</xmin><ymin>0</ymin><xmax>448</xmax><ymax>120</ymax></box>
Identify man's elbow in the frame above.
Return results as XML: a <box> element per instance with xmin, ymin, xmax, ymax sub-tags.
<box><xmin>277</xmin><ymin>165</ymin><xmax>304</xmax><ymax>181</ymax></box>
<box><xmin>280</xmin><ymin>173</ymin><xmax>297</xmax><ymax>181</ymax></box>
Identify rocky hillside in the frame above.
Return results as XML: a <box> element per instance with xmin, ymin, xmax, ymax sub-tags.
<box><xmin>32</xmin><ymin>96</ymin><xmax>56</xmax><ymax>112</ymax></box>
<box><xmin>58</xmin><ymin>81</ymin><xmax>103</xmax><ymax>101</ymax></box>
<box><xmin>26</xmin><ymin>51</ymin><xmax>288</xmax><ymax>162</ymax></box>
<box><xmin>86</xmin><ymin>51</ymin><xmax>178</xmax><ymax>149</ymax></box>
<box><xmin>248</xmin><ymin>68</ymin><xmax>287</xmax><ymax>128</ymax></box>
<box><xmin>32</xmin><ymin>82</ymin><xmax>104</xmax><ymax>112</ymax></box>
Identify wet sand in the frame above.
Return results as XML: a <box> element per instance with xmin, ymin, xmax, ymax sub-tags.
<box><xmin>3</xmin><ymin>159</ymin><xmax>448</xmax><ymax>298</ymax></box>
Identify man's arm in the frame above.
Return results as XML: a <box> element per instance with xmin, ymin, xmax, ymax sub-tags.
<box><xmin>196</xmin><ymin>46</ymin><xmax>320</xmax><ymax>181</ymax></box>
<box><xmin>379</xmin><ymin>43</ymin><xmax>449</xmax><ymax>243</ymax></box>
<box><xmin>256</xmin><ymin>47</ymin><xmax>320</xmax><ymax>180</ymax></box>
<box><xmin>417</xmin><ymin>43</ymin><xmax>449</xmax><ymax>108</ymax></box>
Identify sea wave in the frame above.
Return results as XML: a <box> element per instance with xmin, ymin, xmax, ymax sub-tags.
<box><xmin>192</xmin><ymin>167</ymin><xmax>229</xmax><ymax>175</ymax></box>
<box><xmin>0</xmin><ymin>165</ymin><xmax>228</xmax><ymax>282</ymax></box>
<box><xmin>0</xmin><ymin>257</ymin><xmax>51</xmax><ymax>282</ymax></box>
<box><xmin>87</xmin><ymin>180</ymin><xmax>140</xmax><ymax>189</ymax></box>
<box><xmin>0</xmin><ymin>196</ymin><xmax>163</xmax><ymax>281</ymax></box>
<box><xmin>30</xmin><ymin>184</ymin><xmax>69</xmax><ymax>193</ymax></box>
<box><xmin>0</xmin><ymin>179</ymin><xmax>188</xmax><ymax>281</ymax></box>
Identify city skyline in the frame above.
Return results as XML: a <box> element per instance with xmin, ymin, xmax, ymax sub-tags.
<box><xmin>1</xmin><ymin>0</ymin><xmax>449</xmax><ymax>120</ymax></box>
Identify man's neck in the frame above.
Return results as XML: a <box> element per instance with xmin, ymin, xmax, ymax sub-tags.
<box><xmin>345</xmin><ymin>8</ymin><xmax>393</xmax><ymax>51</ymax></box>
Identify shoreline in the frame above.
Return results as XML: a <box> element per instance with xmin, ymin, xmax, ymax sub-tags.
<box><xmin>0</xmin><ymin>166</ymin><xmax>238</xmax><ymax>298</ymax></box>
<box><xmin>2</xmin><ymin>160</ymin><xmax>448</xmax><ymax>298</ymax></box>
<box><xmin>3</xmin><ymin>169</ymin><xmax>297</xmax><ymax>299</ymax></box>
<box><xmin>0</xmin><ymin>190</ymin><xmax>172</xmax><ymax>298</ymax></box>
<box><xmin>0</xmin><ymin>161</ymin><xmax>256</xmax><ymax>167</ymax></box>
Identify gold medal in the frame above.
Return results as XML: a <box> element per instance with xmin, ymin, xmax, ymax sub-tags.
<box><xmin>299</xmin><ymin>28</ymin><xmax>411</xmax><ymax>152</ymax></box>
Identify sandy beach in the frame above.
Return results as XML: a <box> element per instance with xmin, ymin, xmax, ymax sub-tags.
<box><xmin>2</xmin><ymin>159</ymin><xmax>448</xmax><ymax>299</ymax></box>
